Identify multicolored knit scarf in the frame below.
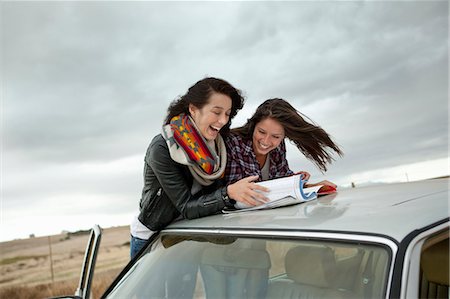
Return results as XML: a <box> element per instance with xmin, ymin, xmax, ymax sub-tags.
<box><xmin>162</xmin><ymin>113</ymin><xmax>226</xmax><ymax>186</ymax></box>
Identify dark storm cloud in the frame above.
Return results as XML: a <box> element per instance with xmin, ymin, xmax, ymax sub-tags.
<box><xmin>1</xmin><ymin>1</ymin><xmax>448</xmax><ymax>240</ymax></box>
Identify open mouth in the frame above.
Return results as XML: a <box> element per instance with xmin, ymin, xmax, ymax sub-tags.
<box><xmin>259</xmin><ymin>142</ymin><xmax>270</xmax><ymax>150</ymax></box>
<box><xmin>210</xmin><ymin>125</ymin><xmax>220</xmax><ymax>133</ymax></box>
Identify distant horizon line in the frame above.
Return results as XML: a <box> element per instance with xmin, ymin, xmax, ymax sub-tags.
<box><xmin>2</xmin><ymin>175</ymin><xmax>449</xmax><ymax>244</ymax></box>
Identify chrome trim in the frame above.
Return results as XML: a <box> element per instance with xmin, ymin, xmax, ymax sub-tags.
<box><xmin>162</xmin><ymin>228</ymin><xmax>398</xmax><ymax>299</ymax></box>
<box><xmin>75</xmin><ymin>224</ymin><xmax>102</xmax><ymax>299</ymax></box>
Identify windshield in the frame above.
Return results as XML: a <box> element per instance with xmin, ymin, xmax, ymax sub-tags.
<box><xmin>105</xmin><ymin>233</ymin><xmax>390</xmax><ymax>299</ymax></box>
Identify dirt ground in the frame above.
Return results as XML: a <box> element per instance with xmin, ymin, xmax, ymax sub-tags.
<box><xmin>0</xmin><ymin>225</ymin><xmax>130</xmax><ymax>289</ymax></box>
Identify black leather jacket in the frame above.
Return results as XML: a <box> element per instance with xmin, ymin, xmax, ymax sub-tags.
<box><xmin>138</xmin><ymin>134</ymin><xmax>227</xmax><ymax>231</ymax></box>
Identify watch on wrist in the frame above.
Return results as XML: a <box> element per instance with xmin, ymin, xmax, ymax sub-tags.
<box><xmin>221</xmin><ymin>187</ymin><xmax>235</xmax><ymax>208</ymax></box>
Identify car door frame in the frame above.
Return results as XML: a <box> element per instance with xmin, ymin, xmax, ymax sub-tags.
<box><xmin>400</xmin><ymin>221</ymin><xmax>449</xmax><ymax>299</ymax></box>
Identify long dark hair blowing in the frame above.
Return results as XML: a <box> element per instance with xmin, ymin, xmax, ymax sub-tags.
<box><xmin>232</xmin><ymin>98</ymin><xmax>343</xmax><ymax>172</ymax></box>
<box><xmin>165</xmin><ymin>77</ymin><xmax>245</xmax><ymax>136</ymax></box>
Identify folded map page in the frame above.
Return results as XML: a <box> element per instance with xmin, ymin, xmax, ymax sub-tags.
<box><xmin>227</xmin><ymin>174</ymin><xmax>323</xmax><ymax>213</ymax></box>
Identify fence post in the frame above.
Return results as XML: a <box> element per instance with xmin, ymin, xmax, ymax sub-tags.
<box><xmin>48</xmin><ymin>236</ymin><xmax>55</xmax><ymax>283</ymax></box>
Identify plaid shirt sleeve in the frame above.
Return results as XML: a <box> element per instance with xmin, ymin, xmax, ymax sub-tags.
<box><xmin>224</xmin><ymin>133</ymin><xmax>261</xmax><ymax>184</ymax></box>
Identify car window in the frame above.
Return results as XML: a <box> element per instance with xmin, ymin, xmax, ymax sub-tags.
<box><xmin>419</xmin><ymin>229</ymin><xmax>449</xmax><ymax>298</ymax></box>
<box><xmin>104</xmin><ymin>234</ymin><xmax>390</xmax><ymax>299</ymax></box>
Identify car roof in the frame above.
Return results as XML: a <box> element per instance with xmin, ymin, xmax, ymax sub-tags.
<box><xmin>166</xmin><ymin>178</ymin><xmax>449</xmax><ymax>243</ymax></box>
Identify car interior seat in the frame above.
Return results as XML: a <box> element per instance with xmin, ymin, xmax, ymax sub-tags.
<box><xmin>267</xmin><ymin>245</ymin><xmax>351</xmax><ymax>299</ymax></box>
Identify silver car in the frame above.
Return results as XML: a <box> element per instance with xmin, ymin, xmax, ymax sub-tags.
<box><xmin>54</xmin><ymin>178</ymin><xmax>449</xmax><ymax>299</ymax></box>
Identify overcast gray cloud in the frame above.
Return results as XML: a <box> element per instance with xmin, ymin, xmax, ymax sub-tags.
<box><xmin>1</xmin><ymin>1</ymin><xmax>448</xmax><ymax>241</ymax></box>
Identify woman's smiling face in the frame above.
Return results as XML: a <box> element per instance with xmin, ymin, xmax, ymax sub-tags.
<box><xmin>252</xmin><ymin>117</ymin><xmax>285</xmax><ymax>157</ymax></box>
<box><xmin>189</xmin><ymin>92</ymin><xmax>232</xmax><ymax>141</ymax></box>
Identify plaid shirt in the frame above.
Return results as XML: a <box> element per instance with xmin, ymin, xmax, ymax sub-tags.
<box><xmin>224</xmin><ymin>132</ymin><xmax>293</xmax><ymax>184</ymax></box>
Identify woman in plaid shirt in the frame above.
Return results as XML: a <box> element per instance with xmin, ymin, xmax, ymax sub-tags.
<box><xmin>224</xmin><ymin>98</ymin><xmax>343</xmax><ymax>185</ymax></box>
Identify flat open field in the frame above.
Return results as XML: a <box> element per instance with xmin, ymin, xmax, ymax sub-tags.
<box><xmin>0</xmin><ymin>225</ymin><xmax>130</xmax><ymax>298</ymax></box>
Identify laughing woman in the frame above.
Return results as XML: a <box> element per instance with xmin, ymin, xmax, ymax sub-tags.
<box><xmin>130</xmin><ymin>78</ymin><xmax>268</xmax><ymax>259</ymax></box>
<box><xmin>225</xmin><ymin>98</ymin><xmax>343</xmax><ymax>188</ymax></box>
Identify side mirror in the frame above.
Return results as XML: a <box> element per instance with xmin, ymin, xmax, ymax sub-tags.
<box><xmin>48</xmin><ymin>225</ymin><xmax>102</xmax><ymax>299</ymax></box>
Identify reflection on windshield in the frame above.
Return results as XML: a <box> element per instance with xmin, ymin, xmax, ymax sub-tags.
<box><xmin>105</xmin><ymin>234</ymin><xmax>390</xmax><ymax>299</ymax></box>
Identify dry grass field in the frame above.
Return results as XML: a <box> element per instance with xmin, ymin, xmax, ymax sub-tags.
<box><xmin>0</xmin><ymin>225</ymin><xmax>130</xmax><ymax>299</ymax></box>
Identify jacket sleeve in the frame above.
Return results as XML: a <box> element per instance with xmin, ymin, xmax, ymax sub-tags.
<box><xmin>148</xmin><ymin>137</ymin><xmax>226</xmax><ymax>219</ymax></box>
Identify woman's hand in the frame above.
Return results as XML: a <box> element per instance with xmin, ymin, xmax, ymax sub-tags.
<box><xmin>294</xmin><ymin>171</ymin><xmax>311</xmax><ymax>181</ymax></box>
<box><xmin>305</xmin><ymin>180</ymin><xmax>337</xmax><ymax>189</ymax></box>
<box><xmin>227</xmin><ymin>175</ymin><xmax>270</xmax><ymax>206</ymax></box>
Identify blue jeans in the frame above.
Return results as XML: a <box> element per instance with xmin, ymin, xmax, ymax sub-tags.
<box><xmin>130</xmin><ymin>235</ymin><xmax>148</xmax><ymax>259</ymax></box>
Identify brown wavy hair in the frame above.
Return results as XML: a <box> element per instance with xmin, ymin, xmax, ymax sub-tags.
<box><xmin>232</xmin><ymin>98</ymin><xmax>343</xmax><ymax>172</ymax></box>
<box><xmin>165</xmin><ymin>77</ymin><xmax>245</xmax><ymax>136</ymax></box>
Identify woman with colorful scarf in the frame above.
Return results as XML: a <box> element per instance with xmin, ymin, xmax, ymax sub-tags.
<box><xmin>130</xmin><ymin>78</ymin><xmax>268</xmax><ymax>259</ymax></box>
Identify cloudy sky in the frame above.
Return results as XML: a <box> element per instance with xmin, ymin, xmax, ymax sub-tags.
<box><xmin>1</xmin><ymin>1</ymin><xmax>448</xmax><ymax>242</ymax></box>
